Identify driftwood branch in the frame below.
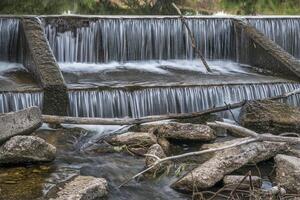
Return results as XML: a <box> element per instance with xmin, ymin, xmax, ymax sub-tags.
<box><xmin>172</xmin><ymin>3</ymin><xmax>212</xmax><ymax>73</ymax></box>
<box><xmin>119</xmin><ymin>137</ymin><xmax>258</xmax><ymax>188</ymax></box>
<box><xmin>42</xmin><ymin>88</ymin><xmax>300</xmax><ymax>125</ymax></box>
<box><xmin>119</xmin><ymin>121</ymin><xmax>300</xmax><ymax>187</ymax></box>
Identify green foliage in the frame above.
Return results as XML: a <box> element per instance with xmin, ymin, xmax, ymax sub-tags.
<box><xmin>221</xmin><ymin>0</ymin><xmax>300</xmax><ymax>15</ymax></box>
<box><xmin>0</xmin><ymin>0</ymin><xmax>298</xmax><ymax>15</ymax></box>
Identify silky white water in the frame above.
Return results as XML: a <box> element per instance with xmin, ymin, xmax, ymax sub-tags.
<box><xmin>68</xmin><ymin>83</ymin><xmax>300</xmax><ymax>118</ymax></box>
<box><xmin>59</xmin><ymin>60</ymin><xmax>254</xmax><ymax>75</ymax></box>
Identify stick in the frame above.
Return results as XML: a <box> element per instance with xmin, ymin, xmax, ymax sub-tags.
<box><xmin>172</xmin><ymin>3</ymin><xmax>212</xmax><ymax>73</ymax></box>
<box><xmin>42</xmin><ymin>88</ymin><xmax>300</xmax><ymax>125</ymax></box>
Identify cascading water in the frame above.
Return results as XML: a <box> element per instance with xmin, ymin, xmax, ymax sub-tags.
<box><xmin>68</xmin><ymin>83</ymin><xmax>300</xmax><ymax>118</ymax></box>
<box><xmin>45</xmin><ymin>18</ymin><xmax>235</xmax><ymax>63</ymax></box>
<box><xmin>249</xmin><ymin>18</ymin><xmax>300</xmax><ymax>58</ymax></box>
<box><xmin>44</xmin><ymin>17</ymin><xmax>300</xmax><ymax>119</ymax></box>
<box><xmin>0</xmin><ymin>18</ymin><xmax>20</xmax><ymax>62</ymax></box>
<box><xmin>0</xmin><ymin>92</ymin><xmax>43</xmax><ymax>113</ymax></box>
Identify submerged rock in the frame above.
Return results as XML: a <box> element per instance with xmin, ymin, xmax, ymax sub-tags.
<box><xmin>53</xmin><ymin>176</ymin><xmax>108</xmax><ymax>200</ymax></box>
<box><xmin>239</xmin><ymin>100</ymin><xmax>300</xmax><ymax>134</ymax></box>
<box><xmin>223</xmin><ymin>175</ymin><xmax>262</xmax><ymax>189</ymax></box>
<box><xmin>171</xmin><ymin>138</ymin><xmax>287</xmax><ymax>192</ymax></box>
<box><xmin>145</xmin><ymin>144</ymin><xmax>168</xmax><ymax>175</ymax></box>
<box><xmin>107</xmin><ymin>132</ymin><xmax>157</xmax><ymax>148</ymax></box>
<box><xmin>0</xmin><ymin>107</ymin><xmax>42</xmax><ymax>143</ymax></box>
<box><xmin>275</xmin><ymin>154</ymin><xmax>300</xmax><ymax>193</ymax></box>
<box><xmin>0</xmin><ymin>136</ymin><xmax>56</xmax><ymax>164</ymax></box>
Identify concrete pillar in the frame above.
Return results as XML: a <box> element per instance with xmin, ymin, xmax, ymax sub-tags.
<box><xmin>20</xmin><ymin>17</ymin><xmax>68</xmax><ymax>116</ymax></box>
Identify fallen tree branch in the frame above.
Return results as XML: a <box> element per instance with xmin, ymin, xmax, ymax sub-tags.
<box><xmin>42</xmin><ymin>88</ymin><xmax>300</xmax><ymax>125</ymax></box>
<box><xmin>172</xmin><ymin>3</ymin><xmax>212</xmax><ymax>73</ymax></box>
<box><xmin>119</xmin><ymin>137</ymin><xmax>258</xmax><ymax>187</ymax></box>
<box><xmin>119</xmin><ymin>120</ymin><xmax>300</xmax><ymax>187</ymax></box>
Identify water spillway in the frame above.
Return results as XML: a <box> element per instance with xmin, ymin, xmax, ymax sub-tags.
<box><xmin>68</xmin><ymin>83</ymin><xmax>300</xmax><ymax>118</ymax></box>
<box><xmin>0</xmin><ymin>18</ymin><xmax>20</xmax><ymax>62</ymax></box>
<box><xmin>249</xmin><ymin>18</ymin><xmax>300</xmax><ymax>59</ymax></box>
<box><xmin>0</xmin><ymin>18</ymin><xmax>42</xmax><ymax>114</ymax></box>
<box><xmin>43</xmin><ymin>16</ymin><xmax>300</xmax><ymax>118</ymax></box>
<box><xmin>0</xmin><ymin>92</ymin><xmax>43</xmax><ymax>113</ymax></box>
<box><xmin>1</xmin><ymin>16</ymin><xmax>300</xmax><ymax>116</ymax></box>
<box><xmin>45</xmin><ymin>18</ymin><xmax>235</xmax><ymax>62</ymax></box>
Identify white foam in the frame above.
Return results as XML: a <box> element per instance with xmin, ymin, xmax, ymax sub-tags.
<box><xmin>59</xmin><ymin>59</ymin><xmax>255</xmax><ymax>75</ymax></box>
<box><xmin>0</xmin><ymin>61</ymin><xmax>25</xmax><ymax>74</ymax></box>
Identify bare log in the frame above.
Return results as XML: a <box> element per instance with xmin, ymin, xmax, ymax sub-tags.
<box><xmin>172</xmin><ymin>3</ymin><xmax>212</xmax><ymax>73</ymax></box>
<box><xmin>42</xmin><ymin>88</ymin><xmax>300</xmax><ymax>125</ymax></box>
<box><xmin>207</xmin><ymin>121</ymin><xmax>300</xmax><ymax>144</ymax></box>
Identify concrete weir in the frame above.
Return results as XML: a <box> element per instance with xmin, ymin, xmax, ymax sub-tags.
<box><xmin>234</xmin><ymin>18</ymin><xmax>300</xmax><ymax>80</ymax></box>
<box><xmin>0</xmin><ymin>16</ymin><xmax>300</xmax><ymax>116</ymax></box>
<box><xmin>20</xmin><ymin>17</ymin><xmax>68</xmax><ymax>115</ymax></box>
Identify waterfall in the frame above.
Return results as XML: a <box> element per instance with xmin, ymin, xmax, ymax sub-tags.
<box><xmin>0</xmin><ymin>18</ymin><xmax>20</xmax><ymax>62</ymax></box>
<box><xmin>68</xmin><ymin>83</ymin><xmax>300</xmax><ymax>118</ymax></box>
<box><xmin>0</xmin><ymin>92</ymin><xmax>43</xmax><ymax>113</ymax></box>
<box><xmin>45</xmin><ymin>18</ymin><xmax>235</xmax><ymax>63</ymax></box>
<box><xmin>249</xmin><ymin>18</ymin><xmax>300</xmax><ymax>58</ymax></box>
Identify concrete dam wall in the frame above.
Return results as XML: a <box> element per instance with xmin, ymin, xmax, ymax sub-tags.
<box><xmin>0</xmin><ymin>15</ymin><xmax>299</xmax><ymax>117</ymax></box>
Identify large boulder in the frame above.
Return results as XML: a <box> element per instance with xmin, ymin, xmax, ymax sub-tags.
<box><xmin>53</xmin><ymin>176</ymin><xmax>108</xmax><ymax>200</ymax></box>
<box><xmin>0</xmin><ymin>107</ymin><xmax>42</xmax><ymax>143</ymax></box>
<box><xmin>171</xmin><ymin>138</ymin><xmax>288</xmax><ymax>192</ymax></box>
<box><xmin>275</xmin><ymin>154</ymin><xmax>300</xmax><ymax>193</ymax></box>
<box><xmin>239</xmin><ymin>100</ymin><xmax>300</xmax><ymax>134</ymax></box>
<box><xmin>0</xmin><ymin>136</ymin><xmax>56</xmax><ymax>164</ymax></box>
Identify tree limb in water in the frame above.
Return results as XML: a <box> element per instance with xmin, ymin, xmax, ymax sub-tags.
<box><xmin>172</xmin><ymin>3</ymin><xmax>212</xmax><ymax>73</ymax></box>
<box><xmin>42</xmin><ymin>88</ymin><xmax>300</xmax><ymax>125</ymax></box>
<box><xmin>118</xmin><ymin>137</ymin><xmax>258</xmax><ymax>188</ymax></box>
<box><xmin>119</xmin><ymin>121</ymin><xmax>300</xmax><ymax>187</ymax></box>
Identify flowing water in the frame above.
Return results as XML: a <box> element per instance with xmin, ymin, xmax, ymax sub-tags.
<box><xmin>68</xmin><ymin>83</ymin><xmax>300</xmax><ymax>118</ymax></box>
<box><xmin>0</xmin><ymin>18</ymin><xmax>20</xmax><ymax>62</ymax></box>
<box><xmin>249</xmin><ymin>18</ymin><xmax>300</xmax><ymax>58</ymax></box>
<box><xmin>45</xmin><ymin>18</ymin><xmax>235</xmax><ymax>62</ymax></box>
<box><xmin>0</xmin><ymin>92</ymin><xmax>43</xmax><ymax>113</ymax></box>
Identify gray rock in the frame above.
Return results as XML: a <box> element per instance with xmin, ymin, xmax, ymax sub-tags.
<box><xmin>0</xmin><ymin>107</ymin><xmax>42</xmax><ymax>143</ymax></box>
<box><xmin>53</xmin><ymin>176</ymin><xmax>108</xmax><ymax>200</ymax></box>
<box><xmin>223</xmin><ymin>175</ymin><xmax>262</xmax><ymax>189</ymax></box>
<box><xmin>239</xmin><ymin>100</ymin><xmax>300</xmax><ymax>134</ymax></box>
<box><xmin>157</xmin><ymin>137</ymin><xmax>171</xmax><ymax>155</ymax></box>
<box><xmin>285</xmin><ymin>148</ymin><xmax>300</xmax><ymax>158</ymax></box>
<box><xmin>155</xmin><ymin>122</ymin><xmax>216</xmax><ymax>141</ymax></box>
<box><xmin>145</xmin><ymin>144</ymin><xmax>168</xmax><ymax>175</ymax></box>
<box><xmin>171</xmin><ymin>138</ymin><xmax>287</xmax><ymax>192</ymax></box>
<box><xmin>0</xmin><ymin>136</ymin><xmax>56</xmax><ymax>164</ymax></box>
<box><xmin>107</xmin><ymin>131</ymin><xmax>157</xmax><ymax>148</ymax></box>
<box><xmin>275</xmin><ymin>154</ymin><xmax>300</xmax><ymax>193</ymax></box>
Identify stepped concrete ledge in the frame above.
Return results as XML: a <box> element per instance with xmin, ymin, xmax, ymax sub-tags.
<box><xmin>233</xmin><ymin>18</ymin><xmax>300</xmax><ymax>80</ymax></box>
<box><xmin>20</xmin><ymin>17</ymin><xmax>69</xmax><ymax>115</ymax></box>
